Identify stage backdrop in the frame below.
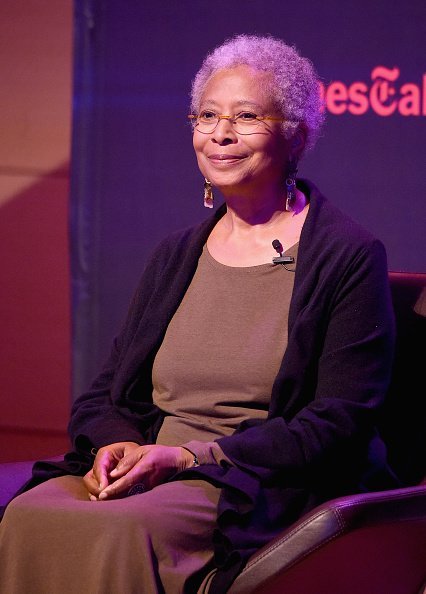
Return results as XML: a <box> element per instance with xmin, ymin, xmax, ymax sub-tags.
<box><xmin>71</xmin><ymin>0</ymin><xmax>426</xmax><ymax>399</ymax></box>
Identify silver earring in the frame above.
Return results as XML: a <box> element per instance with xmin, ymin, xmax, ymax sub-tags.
<box><xmin>204</xmin><ymin>179</ymin><xmax>214</xmax><ymax>209</ymax></box>
<box><xmin>285</xmin><ymin>162</ymin><xmax>298</xmax><ymax>212</ymax></box>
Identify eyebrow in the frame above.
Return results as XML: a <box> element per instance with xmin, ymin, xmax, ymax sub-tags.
<box><xmin>199</xmin><ymin>99</ymin><xmax>267</xmax><ymax>111</ymax></box>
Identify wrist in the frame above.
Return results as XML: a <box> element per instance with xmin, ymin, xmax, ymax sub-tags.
<box><xmin>180</xmin><ymin>446</ymin><xmax>200</xmax><ymax>469</ymax></box>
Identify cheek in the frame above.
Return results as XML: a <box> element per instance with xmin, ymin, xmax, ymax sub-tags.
<box><xmin>192</xmin><ymin>136</ymin><xmax>208</xmax><ymax>175</ymax></box>
<box><xmin>259</xmin><ymin>137</ymin><xmax>290</xmax><ymax>169</ymax></box>
<box><xmin>192</xmin><ymin>131</ymin><xmax>205</xmax><ymax>155</ymax></box>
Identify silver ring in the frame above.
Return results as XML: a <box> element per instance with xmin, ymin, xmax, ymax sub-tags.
<box><xmin>127</xmin><ymin>483</ymin><xmax>145</xmax><ymax>496</ymax></box>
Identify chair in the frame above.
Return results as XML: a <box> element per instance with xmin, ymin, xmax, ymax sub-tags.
<box><xmin>228</xmin><ymin>272</ymin><xmax>426</xmax><ymax>594</ymax></box>
<box><xmin>1</xmin><ymin>273</ymin><xmax>425</xmax><ymax>593</ymax></box>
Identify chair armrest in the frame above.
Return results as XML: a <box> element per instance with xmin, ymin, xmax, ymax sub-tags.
<box><xmin>229</xmin><ymin>485</ymin><xmax>426</xmax><ymax>594</ymax></box>
<box><xmin>0</xmin><ymin>456</ymin><xmax>64</xmax><ymax>509</ymax></box>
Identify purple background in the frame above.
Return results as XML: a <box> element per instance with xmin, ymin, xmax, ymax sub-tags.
<box><xmin>71</xmin><ymin>0</ymin><xmax>426</xmax><ymax>398</ymax></box>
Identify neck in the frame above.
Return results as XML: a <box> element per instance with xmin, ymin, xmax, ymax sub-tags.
<box><xmin>220</xmin><ymin>185</ymin><xmax>307</xmax><ymax>232</ymax></box>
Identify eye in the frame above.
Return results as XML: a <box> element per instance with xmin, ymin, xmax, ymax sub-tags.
<box><xmin>199</xmin><ymin>110</ymin><xmax>217</xmax><ymax>121</ymax></box>
<box><xmin>236</xmin><ymin>112</ymin><xmax>259</xmax><ymax>121</ymax></box>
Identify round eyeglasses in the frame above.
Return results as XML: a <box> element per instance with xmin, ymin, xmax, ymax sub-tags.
<box><xmin>188</xmin><ymin>110</ymin><xmax>285</xmax><ymax>135</ymax></box>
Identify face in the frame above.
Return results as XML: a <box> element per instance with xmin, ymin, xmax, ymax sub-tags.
<box><xmin>193</xmin><ymin>65</ymin><xmax>291</xmax><ymax>195</ymax></box>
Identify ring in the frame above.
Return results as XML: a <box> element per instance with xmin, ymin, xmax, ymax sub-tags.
<box><xmin>127</xmin><ymin>483</ymin><xmax>145</xmax><ymax>496</ymax></box>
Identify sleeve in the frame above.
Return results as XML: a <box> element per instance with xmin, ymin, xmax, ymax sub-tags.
<box><xmin>68</xmin><ymin>237</ymin><xmax>172</xmax><ymax>453</ymax></box>
<box><xmin>181</xmin><ymin>440</ymin><xmax>235</xmax><ymax>467</ymax></box>
<box><xmin>68</xmin><ymin>338</ymin><xmax>146</xmax><ymax>451</ymax></box>
<box><xmin>215</xmin><ymin>239</ymin><xmax>395</xmax><ymax>482</ymax></box>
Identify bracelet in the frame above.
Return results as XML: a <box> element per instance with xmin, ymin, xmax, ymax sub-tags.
<box><xmin>181</xmin><ymin>447</ymin><xmax>200</xmax><ymax>468</ymax></box>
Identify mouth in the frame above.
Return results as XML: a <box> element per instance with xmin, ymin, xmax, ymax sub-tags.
<box><xmin>207</xmin><ymin>153</ymin><xmax>247</xmax><ymax>164</ymax></box>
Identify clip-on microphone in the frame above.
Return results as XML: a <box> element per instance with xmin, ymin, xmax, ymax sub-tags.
<box><xmin>272</xmin><ymin>239</ymin><xmax>295</xmax><ymax>265</ymax></box>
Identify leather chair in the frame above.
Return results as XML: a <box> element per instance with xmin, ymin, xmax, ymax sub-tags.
<box><xmin>228</xmin><ymin>272</ymin><xmax>426</xmax><ymax>594</ymax></box>
<box><xmin>1</xmin><ymin>273</ymin><xmax>425</xmax><ymax>593</ymax></box>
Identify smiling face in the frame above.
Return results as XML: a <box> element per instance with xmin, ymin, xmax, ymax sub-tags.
<box><xmin>193</xmin><ymin>65</ymin><xmax>291</xmax><ymax>196</ymax></box>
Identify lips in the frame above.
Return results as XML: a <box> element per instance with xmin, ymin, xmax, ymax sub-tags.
<box><xmin>208</xmin><ymin>153</ymin><xmax>246</xmax><ymax>162</ymax></box>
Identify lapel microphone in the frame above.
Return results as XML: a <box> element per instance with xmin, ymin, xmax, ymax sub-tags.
<box><xmin>272</xmin><ymin>239</ymin><xmax>295</xmax><ymax>265</ymax></box>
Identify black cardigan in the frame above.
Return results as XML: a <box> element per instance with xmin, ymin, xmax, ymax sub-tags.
<box><xmin>21</xmin><ymin>180</ymin><xmax>397</xmax><ymax>591</ymax></box>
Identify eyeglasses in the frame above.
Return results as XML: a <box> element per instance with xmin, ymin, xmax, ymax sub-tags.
<box><xmin>188</xmin><ymin>110</ymin><xmax>285</xmax><ymax>135</ymax></box>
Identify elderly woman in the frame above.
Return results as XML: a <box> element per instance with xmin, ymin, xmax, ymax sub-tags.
<box><xmin>0</xmin><ymin>35</ymin><xmax>395</xmax><ymax>594</ymax></box>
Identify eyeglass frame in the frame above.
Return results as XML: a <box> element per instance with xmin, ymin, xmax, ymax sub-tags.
<box><xmin>188</xmin><ymin>112</ymin><xmax>286</xmax><ymax>134</ymax></box>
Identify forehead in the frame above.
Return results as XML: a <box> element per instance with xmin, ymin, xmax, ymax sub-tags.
<box><xmin>200</xmin><ymin>65</ymin><xmax>274</xmax><ymax>109</ymax></box>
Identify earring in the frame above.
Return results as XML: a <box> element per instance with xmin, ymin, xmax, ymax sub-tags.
<box><xmin>285</xmin><ymin>161</ymin><xmax>298</xmax><ymax>212</ymax></box>
<box><xmin>203</xmin><ymin>178</ymin><xmax>214</xmax><ymax>209</ymax></box>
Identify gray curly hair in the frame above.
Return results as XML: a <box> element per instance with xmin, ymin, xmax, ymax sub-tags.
<box><xmin>190</xmin><ymin>35</ymin><xmax>324</xmax><ymax>152</ymax></box>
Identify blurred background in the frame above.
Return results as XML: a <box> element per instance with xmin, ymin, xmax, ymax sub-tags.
<box><xmin>0</xmin><ymin>1</ymin><xmax>72</xmax><ymax>461</ymax></box>
<box><xmin>1</xmin><ymin>0</ymin><xmax>425</xmax><ymax>462</ymax></box>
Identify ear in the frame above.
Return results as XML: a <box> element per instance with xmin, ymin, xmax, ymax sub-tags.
<box><xmin>290</xmin><ymin>124</ymin><xmax>307</xmax><ymax>161</ymax></box>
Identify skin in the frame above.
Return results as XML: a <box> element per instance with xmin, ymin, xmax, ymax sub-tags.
<box><xmin>84</xmin><ymin>442</ymin><xmax>194</xmax><ymax>501</ymax></box>
<box><xmin>85</xmin><ymin>64</ymin><xmax>310</xmax><ymax>501</ymax></box>
<box><xmin>193</xmin><ymin>65</ymin><xmax>309</xmax><ymax>267</ymax></box>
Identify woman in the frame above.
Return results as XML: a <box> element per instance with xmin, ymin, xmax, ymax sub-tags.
<box><xmin>0</xmin><ymin>35</ymin><xmax>396</xmax><ymax>594</ymax></box>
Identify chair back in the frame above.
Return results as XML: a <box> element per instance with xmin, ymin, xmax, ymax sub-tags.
<box><xmin>380</xmin><ymin>272</ymin><xmax>426</xmax><ymax>486</ymax></box>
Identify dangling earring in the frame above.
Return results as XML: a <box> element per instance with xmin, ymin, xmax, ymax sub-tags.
<box><xmin>203</xmin><ymin>178</ymin><xmax>214</xmax><ymax>209</ymax></box>
<box><xmin>285</xmin><ymin>161</ymin><xmax>298</xmax><ymax>212</ymax></box>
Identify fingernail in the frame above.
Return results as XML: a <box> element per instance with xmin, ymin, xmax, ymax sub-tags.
<box><xmin>110</xmin><ymin>468</ymin><xmax>118</xmax><ymax>476</ymax></box>
<box><xmin>98</xmin><ymin>492</ymin><xmax>108</xmax><ymax>500</ymax></box>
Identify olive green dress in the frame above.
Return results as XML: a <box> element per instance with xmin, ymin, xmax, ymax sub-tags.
<box><xmin>0</xmin><ymin>244</ymin><xmax>297</xmax><ymax>594</ymax></box>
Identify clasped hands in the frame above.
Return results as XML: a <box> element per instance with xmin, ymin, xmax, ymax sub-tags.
<box><xmin>83</xmin><ymin>442</ymin><xmax>195</xmax><ymax>501</ymax></box>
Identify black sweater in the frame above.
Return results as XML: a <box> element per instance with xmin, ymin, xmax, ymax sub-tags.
<box><xmin>29</xmin><ymin>180</ymin><xmax>398</xmax><ymax>591</ymax></box>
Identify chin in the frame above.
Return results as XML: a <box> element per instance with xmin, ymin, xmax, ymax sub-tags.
<box><xmin>212</xmin><ymin>178</ymin><xmax>247</xmax><ymax>194</ymax></box>
<box><xmin>209</xmin><ymin>169</ymin><xmax>252</xmax><ymax>189</ymax></box>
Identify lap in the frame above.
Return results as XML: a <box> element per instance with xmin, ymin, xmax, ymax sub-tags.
<box><xmin>1</xmin><ymin>476</ymin><xmax>221</xmax><ymax>594</ymax></box>
<box><xmin>5</xmin><ymin>475</ymin><xmax>220</xmax><ymax>543</ymax></box>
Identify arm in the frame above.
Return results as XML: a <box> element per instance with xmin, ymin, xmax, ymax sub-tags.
<box><xmin>68</xmin><ymin>341</ymin><xmax>145</xmax><ymax>451</ymax></box>
<box><xmin>68</xmin><ymin>237</ymin><xmax>172</xmax><ymax>453</ymax></box>
<box><xmin>215</xmin><ymin>239</ymin><xmax>395</xmax><ymax>483</ymax></box>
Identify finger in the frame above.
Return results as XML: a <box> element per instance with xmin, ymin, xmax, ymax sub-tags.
<box><xmin>98</xmin><ymin>476</ymin><xmax>128</xmax><ymax>499</ymax></box>
<box><xmin>83</xmin><ymin>469</ymin><xmax>102</xmax><ymax>497</ymax></box>
<box><xmin>93</xmin><ymin>451</ymin><xmax>114</xmax><ymax>491</ymax></box>
<box><xmin>110</xmin><ymin>450</ymin><xmax>141</xmax><ymax>479</ymax></box>
<box><xmin>99</xmin><ymin>466</ymin><xmax>145</xmax><ymax>500</ymax></box>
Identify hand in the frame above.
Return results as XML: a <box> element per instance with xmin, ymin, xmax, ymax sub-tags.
<box><xmin>96</xmin><ymin>444</ymin><xmax>195</xmax><ymax>500</ymax></box>
<box><xmin>83</xmin><ymin>441</ymin><xmax>140</xmax><ymax>500</ymax></box>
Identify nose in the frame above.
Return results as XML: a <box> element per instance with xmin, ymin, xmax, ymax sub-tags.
<box><xmin>211</xmin><ymin>117</ymin><xmax>238</xmax><ymax>145</ymax></box>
